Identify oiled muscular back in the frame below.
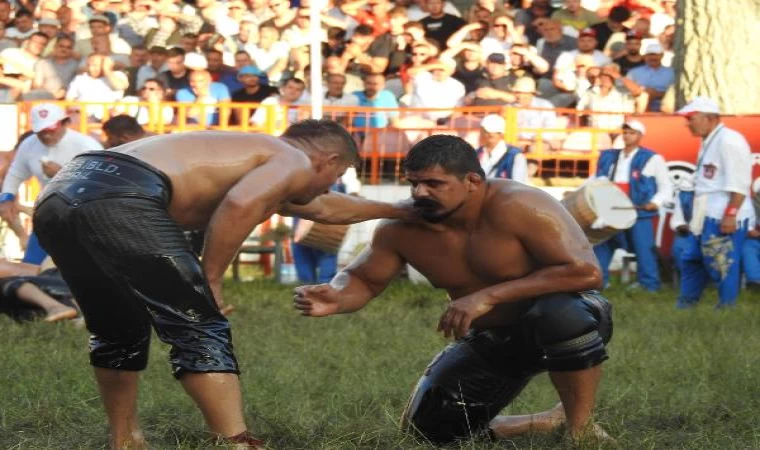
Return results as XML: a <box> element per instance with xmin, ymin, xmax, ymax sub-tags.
<box><xmin>114</xmin><ymin>131</ymin><xmax>307</xmax><ymax>229</ymax></box>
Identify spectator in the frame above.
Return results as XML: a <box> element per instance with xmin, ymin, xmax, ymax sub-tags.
<box><xmin>447</xmin><ymin>41</ymin><xmax>485</xmax><ymax>94</ymax></box>
<box><xmin>0</xmin><ymin>0</ymin><xmax>11</xmax><ymax>28</ymax></box>
<box><xmin>625</xmin><ymin>42</ymin><xmax>674</xmax><ymax>112</ymax></box>
<box><xmin>322</xmin><ymin>73</ymin><xmax>360</xmax><ymax>124</ymax></box>
<box><xmin>117</xmin><ymin>0</ymin><xmax>158</xmax><ymax>47</ymax></box>
<box><xmin>325</xmin><ymin>55</ymin><xmax>363</xmax><ymax>94</ymax></box>
<box><xmin>265</xmin><ymin>0</ymin><xmax>297</xmax><ymax>33</ymax></box>
<box><xmin>248</xmin><ymin>0</ymin><xmax>274</xmax><ymax>25</ymax></box>
<box><xmin>591</xmin><ymin>120</ymin><xmax>671</xmax><ymax>292</ymax></box>
<box><xmin>420</xmin><ymin>0</ymin><xmax>467</xmax><ymax>48</ymax></box>
<box><xmin>576</xmin><ymin>65</ymin><xmax>634</xmax><ymax>130</ymax></box>
<box><xmin>0</xmin><ymin>103</ymin><xmax>102</xmax><ymax>264</ymax></box>
<box><xmin>409</xmin><ymin>58</ymin><xmax>465</xmax><ymax>123</ymax></box>
<box><xmin>143</xmin><ymin>6</ymin><xmax>183</xmax><ymax>50</ymax></box>
<box><xmin>6</xmin><ymin>10</ymin><xmax>35</xmax><ymax>43</ymax></box>
<box><xmin>613</xmin><ymin>31</ymin><xmax>645</xmax><ymax>75</ymax></box>
<box><xmin>341</xmin><ymin>24</ymin><xmax>390</xmax><ymax>78</ymax></box>
<box><xmin>66</xmin><ymin>54</ymin><xmax>129</xmax><ymax>121</ymax></box>
<box><xmin>535</xmin><ymin>19</ymin><xmax>576</xmax><ymax>73</ymax></box>
<box><xmin>160</xmin><ymin>46</ymin><xmax>190</xmax><ymax>99</ymax></box>
<box><xmin>117</xmin><ymin>77</ymin><xmax>174</xmax><ymax>126</ymax></box>
<box><xmin>514</xmin><ymin>0</ymin><xmax>555</xmax><ymax>45</ymax></box>
<box><xmin>101</xmin><ymin>114</ymin><xmax>147</xmax><ymax>148</ymax></box>
<box><xmin>206</xmin><ymin>48</ymin><xmax>236</xmax><ymax>83</ymax></box>
<box><xmin>0</xmin><ymin>32</ymin><xmax>49</xmax><ymax>99</ymax></box>
<box><xmin>476</xmin><ymin>114</ymin><xmax>529</xmax><ymax>183</ymax></box>
<box><xmin>0</xmin><ymin>260</ymin><xmax>79</xmax><ymax>324</ymax></box>
<box><xmin>468</xmin><ymin>52</ymin><xmax>514</xmax><ymax>106</ymax></box>
<box><xmin>446</xmin><ymin>13</ymin><xmax>521</xmax><ymax>60</ymax></box>
<box><xmin>0</xmin><ymin>21</ymin><xmax>15</xmax><ymax>52</ymax></box>
<box><xmin>135</xmin><ymin>46</ymin><xmax>168</xmax><ymax>91</ymax></box>
<box><xmin>401</xmin><ymin>0</ymin><xmax>461</xmax><ymax>22</ymax></box>
<box><xmin>590</xmin><ymin>5</ymin><xmax>630</xmax><ymax>50</ymax></box>
<box><xmin>247</xmin><ymin>23</ymin><xmax>289</xmax><ymax>84</ymax></box>
<box><xmin>37</xmin><ymin>17</ymin><xmax>61</xmax><ymax>57</ymax></box>
<box><xmin>650</xmin><ymin>0</ymin><xmax>676</xmax><ymax>37</ymax></box>
<box><xmin>56</xmin><ymin>5</ymin><xmax>77</xmax><ymax>42</ymax></box>
<box><xmin>551</xmin><ymin>0</ymin><xmax>603</xmax><ymax>31</ymax></box>
<box><xmin>179</xmin><ymin>32</ymin><xmax>199</xmax><ymax>54</ymax></box>
<box><xmin>510</xmin><ymin>76</ymin><xmax>559</xmax><ymax>149</ymax></box>
<box><xmin>352</xmin><ymin>0</ymin><xmax>392</xmax><ymax>37</ymax></box>
<box><xmin>231</xmin><ymin>17</ymin><xmax>257</xmax><ymax>54</ymax></box>
<box><xmin>352</xmin><ymin>72</ymin><xmax>399</xmax><ymax>129</ymax></box>
<box><xmin>378</xmin><ymin>6</ymin><xmax>410</xmax><ymax>89</ymax></box>
<box><xmin>31</xmin><ymin>36</ymin><xmax>78</xmax><ymax>99</ymax></box>
<box><xmin>506</xmin><ymin>43</ymin><xmax>550</xmax><ymax>82</ymax></box>
<box><xmin>74</xmin><ymin>15</ymin><xmax>132</xmax><ymax>60</ymax></box>
<box><xmin>250</xmin><ymin>76</ymin><xmax>308</xmax><ymax>129</ymax></box>
<box><xmin>231</xmin><ymin>65</ymin><xmax>278</xmax><ymax>123</ymax></box>
<box><xmin>176</xmin><ymin>68</ymin><xmax>231</xmax><ymax>126</ymax></box>
<box><xmin>742</xmin><ymin>185</ymin><xmax>760</xmax><ymax>290</ymax></box>
<box><xmin>88</xmin><ymin>34</ymin><xmax>130</xmax><ymax>69</ymax></box>
<box><xmin>554</xmin><ymin>28</ymin><xmax>611</xmax><ymax>74</ymax></box>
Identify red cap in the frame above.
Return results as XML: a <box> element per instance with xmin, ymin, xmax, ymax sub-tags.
<box><xmin>579</xmin><ymin>28</ymin><xmax>597</xmax><ymax>38</ymax></box>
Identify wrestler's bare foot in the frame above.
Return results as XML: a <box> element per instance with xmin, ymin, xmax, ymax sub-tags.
<box><xmin>566</xmin><ymin>422</ymin><xmax>617</xmax><ymax>448</ymax></box>
<box><xmin>43</xmin><ymin>305</ymin><xmax>78</xmax><ymax>323</ymax></box>
<box><xmin>489</xmin><ymin>402</ymin><xmax>566</xmax><ymax>438</ymax></box>
<box><xmin>219</xmin><ymin>304</ymin><xmax>236</xmax><ymax>316</ymax></box>
<box><xmin>110</xmin><ymin>429</ymin><xmax>148</xmax><ymax>450</ymax></box>
<box><xmin>219</xmin><ymin>431</ymin><xmax>266</xmax><ymax>449</ymax></box>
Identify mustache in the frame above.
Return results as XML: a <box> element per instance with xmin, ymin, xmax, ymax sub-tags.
<box><xmin>413</xmin><ymin>199</ymin><xmax>440</xmax><ymax>209</ymax></box>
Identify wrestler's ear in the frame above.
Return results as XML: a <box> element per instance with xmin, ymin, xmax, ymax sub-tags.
<box><xmin>465</xmin><ymin>172</ymin><xmax>483</xmax><ymax>191</ymax></box>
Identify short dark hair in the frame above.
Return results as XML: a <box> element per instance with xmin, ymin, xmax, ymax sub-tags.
<box><xmin>353</xmin><ymin>24</ymin><xmax>373</xmax><ymax>37</ymax></box>
<box><xmin>167</xmin><ymin>46</ymin><xmax>185</xmax><ymax>58</ymax></box>
<box><xmin>102</xmin><ymin>115</ymin><xmax>145</xmax><ymax>139</ymax></box>
<box><xmin>283</xmin><ymin>119</ymin><xmax>359</xmax><ymax>165</ymax></box>
<box><xmin>609</xmin><ymin>6</ymin><xmax>631</xmax><ymax>23</ymax></box>
<box><xmin>282</xmin><ymin>77</ymin><xmax>306</xmax><ymax>89</ymax></box>
<box><xmin>402</xmin><ymin>135</ymin><xmax>485</xmax><ymax>179</ymax></box>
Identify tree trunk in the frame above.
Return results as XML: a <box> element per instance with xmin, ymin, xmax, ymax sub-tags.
<box><xmin>673</xmin><ymin>0</ymin><xmax>760</xmax><ymax>114</ymax></box>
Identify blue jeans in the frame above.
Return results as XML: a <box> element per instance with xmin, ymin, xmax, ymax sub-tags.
<box><xmin>594</xmin><ymin>217</ymin><xmax>660</xmax><ymax>291</ymax></box>
<box><xmin>22</xmin><ymin>232</ymin><xmax>48</xmax><ymax>265</ymax></box>
<box><xmin>675</xmin><ymin>218</ymin><xmax>748</xmax><ymax>308</ymax></box>
<box><xmin>741</xmin><ymin>237</ymin><xmax>760</xmax><ymax>283</ymax></box>
<box><xmin>291</xmin><ymin>242</ymin><xmax>338</xmax><ymax>284</ymax></box>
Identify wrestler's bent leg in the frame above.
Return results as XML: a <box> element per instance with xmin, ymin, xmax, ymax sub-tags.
<box><xmin>401</xmin><ymin>331</ymin><xmax>540</xmax><ymax>445</ymax></box>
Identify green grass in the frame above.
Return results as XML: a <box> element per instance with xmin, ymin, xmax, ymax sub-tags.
<box><xmin>1</xmin><ymin>280</ymin><xmax>759</xmax><ymax>449</ymax></box>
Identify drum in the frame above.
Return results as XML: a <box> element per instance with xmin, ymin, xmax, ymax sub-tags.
<box><xmin>561</xmin><ymin>180</ymin><xmax>637</xmax><ymax>245</ymax></box>
<box><xmin>293</xmin><ymin>220</ymin><xmax>350</xmax><ymax>254</ymax></box>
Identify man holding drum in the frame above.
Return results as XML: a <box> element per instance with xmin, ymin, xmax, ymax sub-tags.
<box><xmin>295</xmin><ymin>135</ymin><xmax>614</xmax><ymax>446</ymax></box>
<box><xmin>590</xmin><ymin>119</ymin><xmax>671</xmax><ymax>291</ymax></box>
<box><xmin>32</xmin><ymin>119</ymin><xmax>413</xmax><ymax>449</ymax></box>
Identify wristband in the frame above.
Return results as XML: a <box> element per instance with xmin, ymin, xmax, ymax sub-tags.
<box><xmin>724</xmin><ymin>206</ymin><xmax>738</xmax><ymax>217</ymax></box>
<box><xmin>0</xmin><ymin>193</ymin><xmax>15</xmax><ymax>203</ymax></box>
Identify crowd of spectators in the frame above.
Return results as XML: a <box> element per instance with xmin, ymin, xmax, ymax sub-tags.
<box><xmin>0</xmin><ymin>0</ymin><xmax>679</xmax><ymax>142</ymax></box>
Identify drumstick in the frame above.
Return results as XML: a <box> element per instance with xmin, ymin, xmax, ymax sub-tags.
<box><xmin>611</xmin><ymin>206</ymin><xmax>643</xmax><ymax>210</ymax></box>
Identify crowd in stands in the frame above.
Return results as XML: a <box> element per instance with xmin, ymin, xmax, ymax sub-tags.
<box><xmin>0</xmin><ymin>0</ymin><xmax>679</xmax><ymax>144</ymax></box>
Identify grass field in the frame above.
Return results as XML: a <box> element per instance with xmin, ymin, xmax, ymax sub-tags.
<box><xmin>1</xmin><ymin>279</ymin><xmax>760</xmax><ymax>450</ymax></box>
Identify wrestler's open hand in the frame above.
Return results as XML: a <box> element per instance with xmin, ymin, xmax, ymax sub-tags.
<box><xmin>293</xmin><ymin>284</ymin><xmax>341</xmax><ymax>317</ymax></box>
<box><xmin>438</xmin><ymin>293</ymin><xmax>494</xmax><ymax>340</ymax></box>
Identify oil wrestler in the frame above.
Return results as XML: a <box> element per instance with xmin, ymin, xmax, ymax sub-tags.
<box><xmin>33</xmin><ymin>119</ymin><xmax>412</xmax><ymax>449</ymax></box>
<box><xmin>295</xmin><ymin>135</ymin><xmax>614</xmax><ymax>446</ymax></box>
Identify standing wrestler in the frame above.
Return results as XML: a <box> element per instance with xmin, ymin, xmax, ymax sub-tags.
<box><xmin>33</xmin><ymin>120</ymin><xmax>411</xmax><ymax>449</ymax></box>
<box><xmin>295</xmin><ymin>135</ymin><xmax>613</xmax><ymax>445</ymax></box>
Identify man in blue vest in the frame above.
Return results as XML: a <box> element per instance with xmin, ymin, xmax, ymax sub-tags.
<box><xmin>592</xmin><ymin>119</ymin><xmax>671</xmax><ymax>291</ymax></box>
<box><xmin>742</xmin><ymin>185</ymin><xmax>760</xmax><ymax>290</ymax></box>
<box><xmin>669</xmin><ymin>181</ymin><xmax>696</xmax><ymax>294</ymax></box>
<box><xmin>475</xmin><ymin>114</ymin><xmax>529</xmax><ymax>183</ymax></box>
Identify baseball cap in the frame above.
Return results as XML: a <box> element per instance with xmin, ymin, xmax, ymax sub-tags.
<box><xmin>622</xmin><ymin>119</ymin><xmax>646</xmax><ymax>135</ymax></box>
<box><xmin>88</xmin><ymin>14</ymin><xmax>110</xmax><ymax>24</ymax></box>
<box><xmin>579</xmin><ymin>28</ymin><xmax>597</xmax><ymax>38</ymax></box>
<box><xmin>30</xmin><ymin>103</ymin><xmax>67</xmax><ymax>133</ymax></box>
<box><xmin>238</xmin><ymin>65</ymin><xmax>263</xmax><ymax>77</ymax></box>
<box><xmin>480</xmin><ymin>114</ymin><xmax>506</xmax><ymax>134</ymax></box>
<box><xmin>677</xmin><ymin>96</ymin><xmax>721</xmax><ymax>116</ymax></box>
<box><xmin>625</xmin><ymin>30</ymin><xmax>643</xmax><ymax>41</ymax></box>
<box><xmin>643</xmin><ymin>42</ymin><xmax>664</xmax><ymax>55</ymax></box>
<box><xmin>486</xmin><ymin>52</ymin><xmax>506</xmax><ymax>64</ymax></box>
<box><xmin>184</xmin><ymin>52</ymin><xmax>208</xmax><ymax>70</ymax></box>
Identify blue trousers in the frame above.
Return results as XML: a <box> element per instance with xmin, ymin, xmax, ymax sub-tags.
<box><xmin>675</xmin><ymin>218</ymin><xmax>748</xmax><ymax>308</ymax></box>
<box><xmin>594</xmin><ymin>217</ymin><xmax>660</xmax><ymax>291</ymax></box>
<box><xmin>22</xmin><ymin>232</ymin><xmax>48</xmax><ymax>265</ymax></box>
<box><xmin>291</xmin><ymin>243</ymin><xmax>338</xmax><ymax>284</ymax></box>
<box><xmin>741</xmin><ymin>237</ymin><xmax>760</xmax><ymax>283</ymax></box>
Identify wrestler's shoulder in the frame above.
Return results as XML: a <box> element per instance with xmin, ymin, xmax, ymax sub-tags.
<box><xmin>485</xmin><ymin>179</ymin><xmax>558</xmax><ymax>209</ymax></box>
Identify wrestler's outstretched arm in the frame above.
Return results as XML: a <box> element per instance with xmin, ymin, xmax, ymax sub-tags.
<box><xmin>438</xmin><ymin>189</ymin><xmax>603</xmax><ymax>339</ymax></box>
<box><xmin>278</xmin><ymin>193</ymin><xmax>414</xmax><ymax>225</ymax></box>
<box><xmin>294</xmin><ymin>220</ymin><xmax>406</xmax><ymax>316</ymax></box>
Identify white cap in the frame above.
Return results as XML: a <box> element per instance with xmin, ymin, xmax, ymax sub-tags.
<box><xmin>38</xmin><ymin>17</ymin><xmax>61</xmax><ymax>27</ymax></box>
<box><xmin>512</xmin><ymin>77</ymin><xmax>537</xmax><ymax>94</ymax></box>
<box><xmin>184</xmin><ymin>52</ymin><xmax>207</xmax><ymax>70</ymax></box>
<box><xmin>623</xmin><ymin>119</ymin><xmax>646</xmax><ymax>135</ymax></box>
<box><xmin>481</xmin><ymin>114</ymin><xmax>506</xmax><ymax>134</ymax></box>
<box><xmin>643</xmin><ymin>42</ymin><xmax>664</xmax><ymax>55</ymax></box>
<box><xmin>30</xmin><ymin>103</ymin><xmax>67</xmax><ymax>133</ymax></box>
<box><xmin>677</xmin><ymin>96</ymin><xmax>721</xmax><ymax>116</ymax></box>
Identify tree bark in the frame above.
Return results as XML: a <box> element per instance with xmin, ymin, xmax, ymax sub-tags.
<box><xmin>673</xmin><ymin>0</ymin><xmax>760</xmax><ymax>114</ymax></box>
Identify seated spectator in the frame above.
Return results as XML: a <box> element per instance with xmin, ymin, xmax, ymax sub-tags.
<box><xmin>550</xmin><ymin>0</ymin><xmax>603</xmax><ymax>31</ymax></box>
<box><xmin>409</xmin><ymin>58</ymin><xmax>465</xmax><ymax>123</ymax></box>
<box><xmin>352</xmin><ymin>72</ymin><xmax>400</xmax><ymax>129</ymax></box>
<box><xmin>160</xmin><ymin>47</ymin><xmax>190</xmax><ymax>99</ymax></box>
<box><xmin>179</xmin><ymin>32</ymin><xmax>200</xmax><ymax>54</ymax></box>
<box><xmin>590</xmin><ymin>5</ymin><xmax>630</xmax><ymax>50</ymax></box>
<box><xmin>0</xmin><ymin>260</ymin><xmax>79</xmax><ymax>323</ymax></box>
<box><xmin>554</xmin><ymin>28</ymin><xmax>611</xmax><ymax>74</ymax></box>
<box><xmin>446</xmin><ymin>41</ymin><xmax>485</xmax><ymax>94</ymax></box>
<box><xmin>250</xmin><ymin>77</ymin><xmax>309</xmax><ymax>130</ymax></box>
<box><xmin>624</xmin><ymin>42</ymin><xmax>674</xmax><ymax>112</ymax></box>
<box><xmin>514</xmin><ymin>0</ymin><xmax>555</xmax><ymax>45</ymax></box>
<box><xmin>233</xmin><ymin>50</ymin><xmax>254</xmax><ymax>71</ymax></box>
<box><xmin>468</xmin><ymin>52</ymin><xmax>514</xmax><ymax>106</ymax></box>
<box><xmin>506</xmin><ymin>43</ymin><xmax>550</xmax><ymax>82</ymax></box>
<box><xmin>101</xmin><ymin>114</ymin><xmax>147</xmax><ymax>148</ymax></box>
<box><xmin>420</xmin><ymin>0</ymin><xmax>467</xmax><ymax>48</ymax></box>
<box><xmin>322</xmin><ymin>73</ymin><xmax>360</xmax><ymax>124</ymax></box>
<box><xmin>613</xmin><ymin>31</ymin><xmax>645</xmax><ymax>75</ymax></box>
<box><xmin>509</xmin><ymin>77</ymin><xmax>560</xmax><ymax>150</ymax></box>
<box><xmin>135</xmin><ymin>46</ymin><xmax>168</xmax><ymax>91</ymax></box>
<box><xmin>5</xmin><ymin>10</ymin><xmax>35</xmax><ymax>43</ymax></box>
<box><xmin>176</xmin><ymin>68</ymin><xmax>231</xmax><ymax>126</ymax></box>
<box><xmin>231</xmin><ymin>18</ymin><xmax>257</xmax><ymax>54</ymax></box>
<box><xmin>650</xmin><ymin>0</ymin><xmax>676</xmax><ymax>37</ymax></box>
<box><xmin>402</xmin><ymin>0</ymin><xmax>461</xmax><ymax>22</ymax></box>
<box><xmin>381</xmin><ymin>6</ymin><xmax>411</xmax><ymax>83</ymax></box>
<box><xmin>324</xmin><ymin>55</ymin><xmax>363</xmax><ymax>94</ymax></box>
<box><xmin>446</xmin><ymin>13</ymin><xmax>521</xmax><ymax>59</ymax></box>
<box><xmin>265</xmin><ymin>0</ymin><xmax>297</xmax><ymax>33</ymax></box>
<box><xmin>116</xmin><ymin>78</ymin><xmax>174</xmax><ymax>126</ymax></box>
<box><xmin>31</xmin><ymin>36</ymin><xmax>78</xmax><ymax>100</ymax></box>
<box><xmin>66</xmin><ymin>54</ymin><xmax>129</xmax><ymax>121</ymax></box>
<box><xmin>247</xmin><ymin>23</ymin><xmax>289</xmax><ymax>84</ymax></box>
<box><xmin>123</xmin><ymin>45</ymin><xmax>149</xmax><ymax>96</ymax></box>
<box><xmin>88</xmin><ymin>34</ymin><xmax>130</xmax><ymax>69</ymax></box>
<box><xmin>0</xmin><ymin>31</ymin><xmax>48</xmax><ymax>85</ymax></box>
<box><xmin>37</xmin><ymin>17</ymin><xmax>61</xmax><ymax>57</ymax></box>
<box><xmin>117</xmin><ymin>0</ymin><xmax>159</xmax><ymax>48</ymax></box>
<box><xmin>283</xmin><ymin>7</ymin><xmax>327</xmax><ymax>50</ymax></box>
<box><xmin>351</xmin><ymin>0</ymin><xmax>392</xmax><ymax>37</ymax></box>
<box><xmin>535</xmin><ymin>18</ymin><xmax>576</xmax><ymax>73</ymax></box>
<box><xmin>206</xmin><ymin>48</ymin><xmax>237</xmax><ymax>88</ymax></box>
<box><xmin>0</xmin><ymin>21</ymin><xmax>16</xmax><ymax>52</ymax></box>
<box><xmin>576</xmin><ymin>65</ymin><xmax>634</xmax><ymax>131</ymax></box>
<box><xmin>341</xmin><ymin>24</ymin><xmax>391</xmax><ymax>78</ymax></box>
<box><xmin>231</xmin><ymin>65</ymin><xmax>278</xmax><ymax>123</ymax></box>
<box><xmin>143</xmin><ymin>5</ymin><xmax>183</xmax><ymax>49</ymax></box>
<box><xmin>74</xmin><ymin>15</ymin><xmax>131</xmax><ymax>60</ymax></box>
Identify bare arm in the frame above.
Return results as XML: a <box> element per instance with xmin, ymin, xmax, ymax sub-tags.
<box><xmin>294</xmin><ymin>220</ymin><xmax>407</xmax><ymax>316</ymax></box>
<box><xmin>202</xmin><ymin>153</ymin><xmax>310</xmax><ymax>284</ymax></box>
<box><xmin>277</xmin><ymin>192</ymin><xmax>412</xmax><ymax>224</ymax></box>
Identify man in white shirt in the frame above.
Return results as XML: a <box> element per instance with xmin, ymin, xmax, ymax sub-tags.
<box><xmin>0</xmin><ymin>103</ymin><xmax>102</xmax><ymax>264</ymax></box>
<box><xmin>475</xmin><ymin>114</ymin><xmax>529</xmax><ymax>184</ymax></box>
<box><xmin>591</xmin><ymin>119</ymin><xmax>671</xmax><ymax>291</ymax></box>
<box><xmin>409</xmin><ymin>58</ymin><xmax>465</xmax><ymax>123</ymax></box>
<box><xmin>674</xmin><ymin>97</ymin><xmax>753</xmax><ymax>309</ymax></box>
